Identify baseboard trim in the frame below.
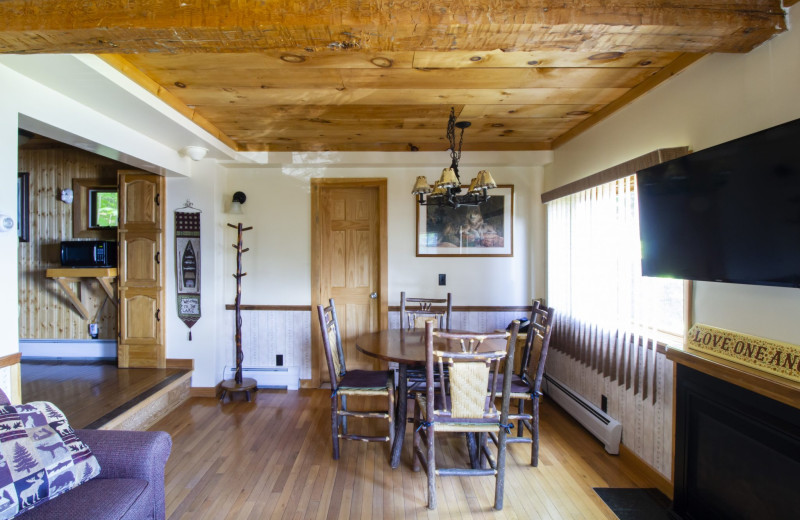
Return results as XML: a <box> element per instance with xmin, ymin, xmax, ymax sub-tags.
<box><xmin>619</xmin><ymin>443</ymin><xmax>673</xmax><ymax>500</ymax></box>
<box><xmin>190</xmin><ymin>385</ymin><xmax>221</xmax><ymax>398</ymax></box>
<box><xmin>166</xmin><ymin>358</ymin><xmax>194</xmax><ymax>370</ymax></box>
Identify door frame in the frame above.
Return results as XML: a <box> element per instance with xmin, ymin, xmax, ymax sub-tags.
<box><xmin>309</xmin><ymin>178</ymin><xmax>388</xmax><ymax>388</ymax></box>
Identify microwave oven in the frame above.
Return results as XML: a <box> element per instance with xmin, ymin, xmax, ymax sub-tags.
<box><xmin>60</xmin><ymin>241</ymin><xmax>117</xmax><ymax>268</ymax></box>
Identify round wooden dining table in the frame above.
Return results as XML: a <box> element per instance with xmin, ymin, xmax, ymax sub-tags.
<box><xmin>355</xmin><ymin>328</ymin><xmax>507</xmax><ymax>469</ymax></box>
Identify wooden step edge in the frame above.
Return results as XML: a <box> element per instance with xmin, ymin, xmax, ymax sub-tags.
<box><xmin>97</xmin><ymin>371</ymin><xmax>192</xmax><ymax>431</ymax></box>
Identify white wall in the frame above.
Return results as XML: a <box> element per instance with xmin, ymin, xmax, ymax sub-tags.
<box><xmin>545</xmin><ymin>5</ymin><xmax>800</xmax><ymax>346</ymax></box>
<box><xmin>223</xmin><ymin>152</ymin><xmax>549</xmax><ymax>308</ymax></box>
<box><xmin>0</xmin><ymin>99</ymin><xmax>20</xmax><ymax>358</ymax></box>
<box><xmin>165</xmin><ymin>162</ymin><xmax>228</xmax><ymax>387</ymax></box>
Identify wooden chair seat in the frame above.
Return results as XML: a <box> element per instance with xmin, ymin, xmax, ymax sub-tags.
<box><xmin>338</xmin><ymin>370</ymin><xmax>394</xmax><ymax>395</ymax></box>
<box><xmin>492</xmin><ymin>373</ymin><xmax>536</xmax><ymax>399</ymax></box>
<box><xmin>415</xmin><ymin>394</ymin><xmax>503</xmax><ymax>430</ymax></box>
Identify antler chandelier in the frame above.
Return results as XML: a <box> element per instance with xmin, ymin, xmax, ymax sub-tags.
<box><xmin>412</xmin><ymin>107</ymin><xmax>497</xmax><ymax>207</ymax></box>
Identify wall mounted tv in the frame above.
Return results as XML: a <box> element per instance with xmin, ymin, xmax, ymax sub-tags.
<box><xmin>637</xmin><ymin>117</ymin><xmax>800</xmax><ymax>288</ymax></box>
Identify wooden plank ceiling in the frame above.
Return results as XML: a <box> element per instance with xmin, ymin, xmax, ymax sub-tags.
<box><xmin>0</xmin><ymin>0</ymin><xmax>789</xmax><ymax>152</ymax></box>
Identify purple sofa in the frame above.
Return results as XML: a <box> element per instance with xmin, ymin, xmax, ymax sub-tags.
<box><xmin>0</xmin><ymin>390</ymin><xmax>172</xmax><ymax>520</ymax></box>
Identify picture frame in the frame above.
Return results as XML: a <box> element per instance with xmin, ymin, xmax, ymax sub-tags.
<box><xmin>416</xmin><ymin>184</ymin><xmax>513</xmax><ymax>257</ymax></box>
<box><xmin>17</xmin><ymin>172</ymin><xmax>29</xmax><ymax>243</ymax></box>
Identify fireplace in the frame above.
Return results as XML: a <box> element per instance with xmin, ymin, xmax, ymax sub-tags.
<box><xmin>673</xmin><ymin>364</ymin><xmax>800</xmax><ymax>519</ymax></box>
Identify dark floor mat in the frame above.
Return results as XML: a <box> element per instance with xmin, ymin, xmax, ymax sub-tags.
<box><xmin>593</xmin><ymin>487</ymin><xmax>674</xmax><ymax>520</ymax></box>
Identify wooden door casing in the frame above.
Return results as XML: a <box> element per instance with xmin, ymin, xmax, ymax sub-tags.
<box><xmin>118</xmin><ymin>171</ymin><xmax>165</xmax><ymax>368</ymax></box>
<box><xmin>310</xmin><ymin>179</ymin><xmax>388</xmax><ymax>387</ymax></box>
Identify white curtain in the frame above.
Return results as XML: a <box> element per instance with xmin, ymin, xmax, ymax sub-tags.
<box><xmin>546</xmin><ymin>175</ymin><xmax>683</xmax><ymax>398</ymax></box>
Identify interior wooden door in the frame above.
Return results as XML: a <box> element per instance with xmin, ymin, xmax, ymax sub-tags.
<box><xmin>311</xmin><ymin>179</ymin><xmax>388</xmax><ymax>386</ymax></box>
<box><xmin>117</xmin><ymin>171</ymin><xmax>166</xmax><ymax>368</ymax></box>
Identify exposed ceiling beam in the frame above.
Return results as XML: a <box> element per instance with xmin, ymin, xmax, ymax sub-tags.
<box><xmin>0</xmin><ymin>0</ymin><xmax>786</xmax><ymax>55</ymax></box>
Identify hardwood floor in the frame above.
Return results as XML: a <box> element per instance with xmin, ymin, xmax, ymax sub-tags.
<box><xmin>21</xmin><ymin>360</ymin><xmax>187</xmax><ymax>429</ymax></box>
<box><xmin>152</xmin><ymin>390</ymin><xmax>657</xmax><ymax>519</ymax></box>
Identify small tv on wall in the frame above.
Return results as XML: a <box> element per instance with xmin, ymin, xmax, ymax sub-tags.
<box><xmin>636</xmin><ymin>117</ymin><xmax>800</xmax><ymax>288</ymax></box>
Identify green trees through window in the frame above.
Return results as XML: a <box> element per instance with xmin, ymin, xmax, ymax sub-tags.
<box><xmin>89</xmin><ymin>189</ymin><xmax>118</xmax><ymax>228</ymax></box>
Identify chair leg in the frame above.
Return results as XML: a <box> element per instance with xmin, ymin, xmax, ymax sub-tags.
<box><xmin>494</xmin><ymin>426</ymin><xmax>508</xmax><ymax>511</ymax></box>
<box><xmin>412</xmin><ymin>402</ymin><xmax>421</xmax><ymax>472</ymax></box>
<box><xmin>517</xmin><ymin>399</ymin><xmax>524</xmax><ymax>437</ymax></box>
<box><xmin>531</xmin><ymin>397</ymin><xmax>540</xmax><ymax>467</ymax></box>
<box><xmin>341</xmin><ymin>394</ymin><xmax>348</xmax><ymax>435</ymax></box>
<box><xmin>426</xmin><ymin>424</ymin><xmax>436</xmax><ymax>509</ymax></box>
<box><xmin>387</xmin><ymin>383</ymin><xmax>395</xmax><ymax>449</ymax></box>
<box><xmin>331</xmin><ymin>395</ymin><xmax>340</xmax><ymax>460</ymax></box>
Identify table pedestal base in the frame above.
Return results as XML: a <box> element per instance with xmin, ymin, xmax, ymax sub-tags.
<box><xmin>390</xmin><ymin>364</ymin><xmax>407</xmax><ymax>468</ymax></box>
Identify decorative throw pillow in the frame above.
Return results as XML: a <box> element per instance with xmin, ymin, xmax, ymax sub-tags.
<box><xmin>0</xmin><ymin>401</ymin><xmax>100</xmax><ymax>519</ymax></box>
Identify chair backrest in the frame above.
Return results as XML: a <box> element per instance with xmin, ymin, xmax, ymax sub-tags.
<box><xmin>400</xmin><ymin>291</ymin><xmax>452</xmax><ymax>330</ymax></box>
<box><xmin>521</xmin><ymin>303</ymin><xmax>554</xmax><ymax>395</ymax></box>
<box><xmin>316</xmin><ymin>298</ymin><xmax>346</xmax><ymax>389</ymax></box>
<box><xmin>424</xmin><ymin>321</ymin><xmax>519</xmax><ymax>423</ymax></box>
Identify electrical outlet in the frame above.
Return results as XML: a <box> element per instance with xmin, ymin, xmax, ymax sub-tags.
<box><xmin>601</xmin><ymin>394</ymin><xmax>608</xmax><ymax>413</ymax></box>
<box><xmin>438</xmin><ymin>274</ymin><xmax>446</xmax><ymax>286</ymax></box>
<box><xmin>276</xmin><ymin>355</ymin><xmax>283</xmax><ymax>366</ymax></box>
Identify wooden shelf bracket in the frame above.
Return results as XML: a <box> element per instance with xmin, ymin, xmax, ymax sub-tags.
<box><xmin>46</xmin><ymin>268</ymin><xmax>118</xmax><ymax>322</ymax></box>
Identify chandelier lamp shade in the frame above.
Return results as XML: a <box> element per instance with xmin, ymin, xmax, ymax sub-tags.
<box><xmin>412</xmin><ymin>107</ymin><xmax>498</xmax><ymax>207</ymax></box>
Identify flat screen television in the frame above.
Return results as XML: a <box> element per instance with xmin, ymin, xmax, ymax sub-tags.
<box><xmin>636</xmin><ymin>117</ymin><xmax>800</xmax><ymax>288</ymax></box>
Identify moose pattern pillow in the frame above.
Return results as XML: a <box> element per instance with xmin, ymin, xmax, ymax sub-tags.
<box><xmin>0</xmin><ymin>401</ymin><xmax>100</xmax><ymax>518</ymax></box>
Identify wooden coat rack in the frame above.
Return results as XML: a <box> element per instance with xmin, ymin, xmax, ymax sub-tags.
<box><xmin>220</xmin><ymin>222</ymin><xmax>257</xmax><ymax>402</ymax></box>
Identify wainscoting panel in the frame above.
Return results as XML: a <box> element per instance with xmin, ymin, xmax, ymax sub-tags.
<box><xmin>225</xmin><ymin>307</ymin><xmax>527</xmax><ymax>386</ymax></box>
<box><xmin>389</xmin><ymin>310</ymin><xmax>526</xmax><ymax>332</ymax></box>
<box><xmin>224</xmin><ymin>309</ymin><xmax>313</xmax><ymax>381</ymax></box>
<box><xmin>545</xmin><ymin>348</ymin><xmax>673</xmax><ymax>479</ymax></box>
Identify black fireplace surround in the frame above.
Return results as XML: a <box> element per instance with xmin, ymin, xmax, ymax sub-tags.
<box><xmin>673</xmin><ymin>364</ymin><xmax>800</xmax><ymax>519</ymax></box>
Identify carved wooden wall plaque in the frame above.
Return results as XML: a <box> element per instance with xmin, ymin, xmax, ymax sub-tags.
<box><xmin>687</xmin><ymin>324</ymin><xmax>800</xmax><ymax>383</ymax></box>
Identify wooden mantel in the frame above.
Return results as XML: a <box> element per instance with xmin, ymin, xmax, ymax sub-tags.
<box><xmin>45</xmin><ymin>268</ymin><xmax>117</xmax><ymax>322</ymax></box>
<box><xmin>666</xmin><ymin>345</ymin><xmax>800</xmax><ymax>409</ymax></box>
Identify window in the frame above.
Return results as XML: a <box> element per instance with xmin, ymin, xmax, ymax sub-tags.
<box><xmin>88</xmin><ymin>189</ymin><xmax>118</xmax><ymax>228</ymax></box>
<box><xmin>72</xmin><ymin>178</ymin><xmax>117</xmax><ymax>239</ymax></box>
<box><xmin>546</xmin><ymin>175</ymin><xmax>685</xmax><ymax>347</ymax></box>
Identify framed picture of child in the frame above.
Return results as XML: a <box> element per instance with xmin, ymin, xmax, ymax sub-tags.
<box><xmin>416</xmin><ymin>185</ymin><xmax>513</xmax><ymax>257</ymax></box>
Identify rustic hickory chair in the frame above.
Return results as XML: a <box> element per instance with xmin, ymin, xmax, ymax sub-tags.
<box><xmin>316</xmin><ymin>298</ymin><xmax>395</xmax><ymax>460</ymax></box>
<box><xmin>413</xmin><ymin>320</ymin><xmax>519</xmax><ymax>510</ymax></box>
<box><xmin>400</xmin><ymin>291</ymin><xmax>454</xmax><ymax>392</ymax></box>
<box><xmin>400</xmin><ymin>291</ymin><xmax>452</xmax><ymax>330</ymax></box>
<box><xmin>491</xmin><ymin>300</ymin><xmax>554</xmax><ymax>466</ymax></box>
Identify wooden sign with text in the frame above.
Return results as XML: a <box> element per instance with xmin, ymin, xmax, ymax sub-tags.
<box><xmin>687</xmin><ymin>324</ymin><xmax>800</xmax><ymax>383</ymax></box>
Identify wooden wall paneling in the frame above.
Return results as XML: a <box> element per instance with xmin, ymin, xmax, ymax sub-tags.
<box><xmin>17</xmin><ymin>149</ymin><xmax>121</xmax><ymax>341</ymax></box>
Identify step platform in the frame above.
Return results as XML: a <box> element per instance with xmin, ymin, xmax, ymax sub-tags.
<box><xmin>21</xmin><ymin>360</ymin><xmax>191</xmax><ymax>431</ymax></box>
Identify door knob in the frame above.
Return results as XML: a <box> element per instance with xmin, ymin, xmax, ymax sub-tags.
<box><xmin>370</xmin><ymin>292</ymin><xmax>378</xmax><ymax>299</ymax></box>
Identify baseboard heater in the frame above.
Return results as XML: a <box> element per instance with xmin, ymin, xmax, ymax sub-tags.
<box><xmin>226</xmin><ymin>366</ymin><xmax>299</xmax><ymax>390</ymax></box>
<box><xmin>542</xmin><ymin>373</ymin><xmax>622</xmax><ymax>454</ymax></box>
